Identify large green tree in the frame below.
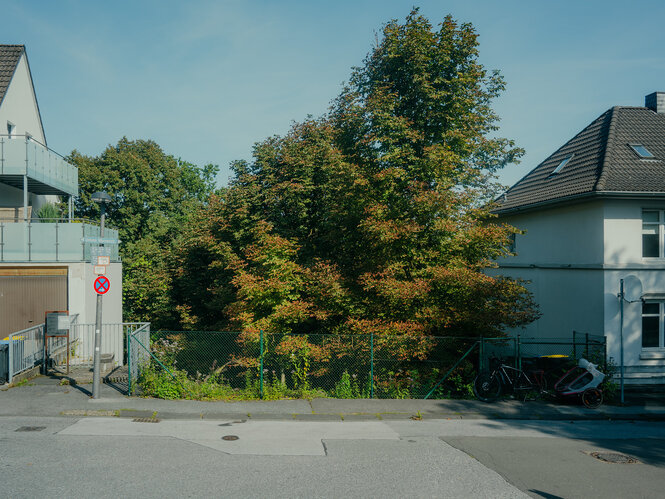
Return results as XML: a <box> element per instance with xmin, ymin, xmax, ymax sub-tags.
<box><xmin>70</xmin><ymin>138</ymin><xmax>218</xmax><ymax>326</ymax></box>
<box><xmin>176</xmin><ymin>9</ymin><xmax>538</xmax><ymax>339</ymax></box>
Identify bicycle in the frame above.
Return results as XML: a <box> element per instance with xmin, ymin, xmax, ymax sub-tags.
<box><xmin>473</xmin><ymin>360</ymin><xmax>547</xmax><ymax>402</ymax></box>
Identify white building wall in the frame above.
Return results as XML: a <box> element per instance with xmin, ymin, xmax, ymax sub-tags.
<box><xmin>68</xmin><ymin>262</ymin><xmax>123</xmax><ymax>325</ymax></box>
<box><xmin>0</xmin><ymin>52</ymin><xmax>53</xmax><ymax>215</ymax></box>
<box><xmin>496</xmin><ymin>198</ymin><xmax>665</xmax><ymax>381</ymax></box>
<box><xmin>601</xmin><ymin>199</ymin><xmax>665</xmax><ymax>376</ymax></box>
<box><xmin>0</xmin><ymin>183</ymin><xmax>23</xmax><ymax>207</ymax></box>
<box><xmin>487</xmin><ymin>267</ymin><xmax>604</xmax><ymax>339</ymax></box>
<box><xmin>603</xmin><ymin>270</ymin><xmax>665</xmax><ymax>368</ymax></box>
<box><xmin>0</xmin><ymin>53</ymin><xmax>45</xmax><ymax>143</ymax></box>
<box><xmin>603</xmin><ymin>199</ymin><xmax>665</xmax><ymax>263</ymax></box>
<box><xmin>498</xmin><ymin>201</ymin><xmax>604</xmax><ymax>266</ymax></box>
<box><xmin>493</xmin><ymin>201</ymin><xmax>606</xmax><ymax>339</ymax></box>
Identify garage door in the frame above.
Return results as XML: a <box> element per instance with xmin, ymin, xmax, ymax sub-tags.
<box><xmin>0</xmin><ymin>267</ymin><xmax>67</xmax><ymax>338</ymax></box>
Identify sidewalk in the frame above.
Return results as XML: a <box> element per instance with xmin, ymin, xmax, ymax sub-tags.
<box><xmin>1</xmin><ymin>374</ymin><xmax>664</xmax><ymax>421</ymax></box>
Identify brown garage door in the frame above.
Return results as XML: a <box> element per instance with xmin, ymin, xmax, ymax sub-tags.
<box><xmin>0</xmin><ymin>268</ymin><xmax>68</xmax><ymax>338</ymax></box>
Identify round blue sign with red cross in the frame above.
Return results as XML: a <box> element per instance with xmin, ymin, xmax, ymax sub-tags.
<box><xmin>94</xmin><ymin>275</ymin><xmax>110</xmax><ymax>295</ymax></box>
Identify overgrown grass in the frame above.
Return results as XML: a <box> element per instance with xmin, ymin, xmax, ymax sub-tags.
<box><xmin>137</xmin><ymin>364</ymin><xmax>329</xmax><ymax>401</ymax></box>
<box><xmin>136</xmin><ymin>362</ymin><xmax>475</xmax><ymax>401</ymax></box>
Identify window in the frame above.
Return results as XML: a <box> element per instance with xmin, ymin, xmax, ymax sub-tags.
<box><xmin>6</xmin><ymin>121</ymin><xmax>15</xmax><ymax>138</ymax></box>
<box><xmin>630</xmin><ymin>144</ymin><xmax>654</xmax><ymax>158</ymax></box>
<box><xmin>550</xmin><ymin>154</ymin><xmax>574</xmax><ymax>175</ymax></box>
<box><xmin>642</xmin><ymin>302</ymin><xmax>664</xmax><ymax>348</ymax></box>
<box><xmin>642</xmin><ymin>210</ymin><xmax>664</xmax><ymax>258</ymax></box>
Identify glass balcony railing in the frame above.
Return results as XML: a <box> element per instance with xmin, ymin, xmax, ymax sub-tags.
<box><xmin>0</xmin><ymin>220</ymin><xmax>119</xmax><ymax>262</ymax></box>
<box><xmin>0</xmin><ymin>135</ymin><xmax>78</xmax><ymax>196</ymax></box>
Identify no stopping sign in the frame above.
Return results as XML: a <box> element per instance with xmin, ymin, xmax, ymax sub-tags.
<box><xmin>94</xmin><ymin>275</ymin><xmax>110</xmax><ymax>295</ymax></box>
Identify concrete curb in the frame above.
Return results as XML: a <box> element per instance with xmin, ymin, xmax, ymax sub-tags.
<box><xmin>2</xmin><ymin>375</ymin><xmax>664</xmax><ymax>422</ymax></box>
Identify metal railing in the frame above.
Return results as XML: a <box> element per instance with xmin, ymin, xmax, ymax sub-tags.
<box><xmin>0</xmin><ymin>219</ymin><xmax>120</xmax><ymax>262</ymax></box>
<box><xmin>2</xmin><ymin>320</ymin><xmax>143</xmax><ymax>384</ymax></box>
<box><xmin>6</xmin><ymin>323</ymin><xmax>44</xmax><ymax>383</ymax></box>
<box><xmin>69</xmin><ymin>322</ymin><xmax>146</xmax><ymax>367</ymax></box>
<box><xmin>0</xmin><ymin>134</ymin><xmax>78</xmax><ymax>196</ymax></box>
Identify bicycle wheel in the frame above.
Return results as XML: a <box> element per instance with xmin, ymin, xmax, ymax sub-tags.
<box><xmin>581</xmin><ymin>388</ymin><xmax>603</xmax><ymax>409</ymax></box>
<box><xmin>473</xmin><ymin>372</ymin><xmax>502</xmax><ymax>402</ymax></box>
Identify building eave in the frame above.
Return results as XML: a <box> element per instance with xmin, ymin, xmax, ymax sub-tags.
<box><xmin>494</xmin><ymin>191</ymin><xmax>665</xmax><ymax>216</ymax></box>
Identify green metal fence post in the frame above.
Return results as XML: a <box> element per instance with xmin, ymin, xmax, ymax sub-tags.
<box><xmin>370</xmin><ymin>331</ymin><xmax>374</xmax><ymax>399</ymax></box>
<box><xmin>603</xmin><ymin>336</ymin><xmax>608</xmax><ymax>372</ymax></box>
<box><xmin>127</xmin><ymin>329</ymin><xmax>132</xmax><ymax>395</ymax></box>
<box><xmin>516</xmin><ymin>335</ymin><xmax>521</xmax><ymax>370</ymax></box>
<box><xmin>585</xmin><ymin>333</ymin><xmax>589</xmax><ymax>359</ymax></box>
<box><xmin>573</xmin><ymin>330</ymin><xmax>577</xmax><ymax>360</ymax></box>
<box><xmin>259</xmin><ymin>329</ymin><xmax>264</xmax><ymax>399</ymax></box>
<box><xmin>479</xmin><ymin>337</ymin><xmax>485</xmax><ymax>372</ymax></box>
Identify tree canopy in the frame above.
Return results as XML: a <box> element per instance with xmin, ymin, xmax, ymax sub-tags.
<box><xmin>173</xmin><ymin>9</ymin><xmax>539</xmax><ymax>339</ymax></box>
<box><xmin>70</xmin><ymin>138</ymin><xmax>218</xmax><ymax>326</ymax></box>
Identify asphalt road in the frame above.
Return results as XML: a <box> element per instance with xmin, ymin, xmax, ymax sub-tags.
<box><xmin>1</xmin><ymin>417</ymin><xmax>663</xmax><ymax>498</ymax></box>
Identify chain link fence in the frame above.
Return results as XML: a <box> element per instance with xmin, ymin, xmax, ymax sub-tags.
<box><xmin>126</xmin><ymin>329</ymin><xmax>605</xmax><ymax>400</ymax></box>
<box><xmin>479</xmin><ymin>331</ymin><xmax>607</xmax><ymax>388</ymax></box>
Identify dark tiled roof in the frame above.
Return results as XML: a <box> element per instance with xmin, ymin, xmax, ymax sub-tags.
<box><xmin>496</xmin><ymin>106</ymin><xmax>665</xmax><ymax>213</ymax></box>
<box><xmin>0</xmin><ymin>45</ymin><xmax>24</xmax><ymax>107</ymax></box>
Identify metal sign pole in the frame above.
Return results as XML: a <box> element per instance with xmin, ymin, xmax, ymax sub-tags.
<box><xmin>92</xmin><ymin>207</ymin><xmax>106</xmax><ymax>399</ymax></box>
<box><xmin>619</xmin><ymin>278</ymin><xmax>625</xmax><ymax>405</ymax></box>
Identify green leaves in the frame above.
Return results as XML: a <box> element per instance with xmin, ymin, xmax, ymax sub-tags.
<box><xmin>73</xmin><ymin>11</ymin><xmax>538</xmax><ymax>340</ymax></box>
<box><xmin>71</xmin><ymin>138</ymin><xmax>218</xmax><ymax>327</ymax></box>
<box><xmin>172</xmin><ymin>10</ymin><xmax>537</xmax><ymax>339</ymax></box>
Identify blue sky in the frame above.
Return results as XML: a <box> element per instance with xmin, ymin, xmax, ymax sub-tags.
<box><xmin>3</xmin><ymin>0</ymin><xmax>665</xmax><ymax>188</ymax></box>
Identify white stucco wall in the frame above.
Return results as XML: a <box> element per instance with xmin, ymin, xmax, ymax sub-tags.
<box><xmin>603</xmin><ymin>270</ymin><xmax>665</xmax><ymax>368</ymax></box>
<box><xmin>496</xmin><ymin>198</ymin><xmax>665</xmax><ymax>377</ymax></box>
<box><xmin>0</xmin><ymin>182</ymin><xmax>54</xmax><ymax>214</ymax></box>
<box><xmin>603</xmin><ymin>199</ymin><xmax>665</xmax><ymax>263</ymax></box>
<box><xmin>0</xmin><ymin>183</ymin><xmax>23</xmax><ymax>207</ymax></box>
<box><xmin>487</xmin><ymin>266</ymin><xmax>604</xmax><ymax>339</ymax></box>
<box><xmin>601</xmin><ymin>199</ymin><xmax>665</xmax><ymax>370</ymax></box>
<box><xmin>0</xmin><ymin>53</ymin><xmax>45</xmax><ymax>143</ymax></box>
<box><xmin>497</xmin><ymin>201</ymin><xmax>604</xmax><ymax>266</ymax></box>
<box><xmin>69</xmin><ymin>262</ymin><xmax>123</xmax><ymax>325</ymax></box>
<box><xmin>0</xmin><ymin>52</ymin><xmax>52</xmax><ymax>215</ymax></box>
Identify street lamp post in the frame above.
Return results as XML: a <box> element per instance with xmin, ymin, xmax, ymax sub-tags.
<box><xmin>617</xmin><ymin>275</ymin><xmax>643</xmax><ymax>406</ymax></box>
<box><xmin>619</xmin><ymin>279</ymin><xmax>625</xmax><ymax>405</ymax></box>
<box><xmin>91</xmin><ymin>191</ymin><xmax>111</xmax><ymax>399</ymax></box>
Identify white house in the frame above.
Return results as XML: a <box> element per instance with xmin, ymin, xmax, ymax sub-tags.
<box><xmin>494</xmin><ymin>92</ymin><xmax>665</xmax><ymax>384</ymax></box>
<box><xmin>0</xmin><ymin>45</ymin><xmax>122</xmax><ymax>343</ymax></box>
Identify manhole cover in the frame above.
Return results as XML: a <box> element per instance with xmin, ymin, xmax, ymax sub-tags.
<box><xmin>15</xmin><ymin>426</ymin><xmax>46</xmax><ymax>432</ymax></box>
<box><xmin>589</xmin><ymin>451</ymin><xmax>639</xmax><ymax>464</ymax></box>
<box><xmin>222</xmin><ymin>435</ymin><xmax>239</xmax><ymax>441</ymax></box>
<box><xmin>132</xmin><ymin>418</ymin><xmax>160</xmax><ymax>423</ymax></box>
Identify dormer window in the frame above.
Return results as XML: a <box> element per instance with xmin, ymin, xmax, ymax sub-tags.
<box><xmin>550</xmin><ymin>154</ymin><xmax>573</xmax><ymax>175</ymax></box>
<box><xmin>630</xmin><ymin>144</ymin><xmax>654</xmax><ymax>158</ymax></box>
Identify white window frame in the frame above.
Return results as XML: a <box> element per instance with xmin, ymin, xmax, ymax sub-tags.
<box><xmin>642</xmin><ymin>209</ymin><xmax>665</xmax><ymax>259</ymax></box>
<box><xmin>642</xmin><ymin>301</ymin><xmax>665</xmax><ymax>350</ymax></box>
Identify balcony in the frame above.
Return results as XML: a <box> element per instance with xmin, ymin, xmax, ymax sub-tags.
<box><xmin>0</xmin><ymin>135</ymin><xmax>78</xmax><ymax>196</ymax></box>
<box><xmin>0</xmin><ymin>220</ymin><xmax>120</xmax><ymax>262</ymax></box>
